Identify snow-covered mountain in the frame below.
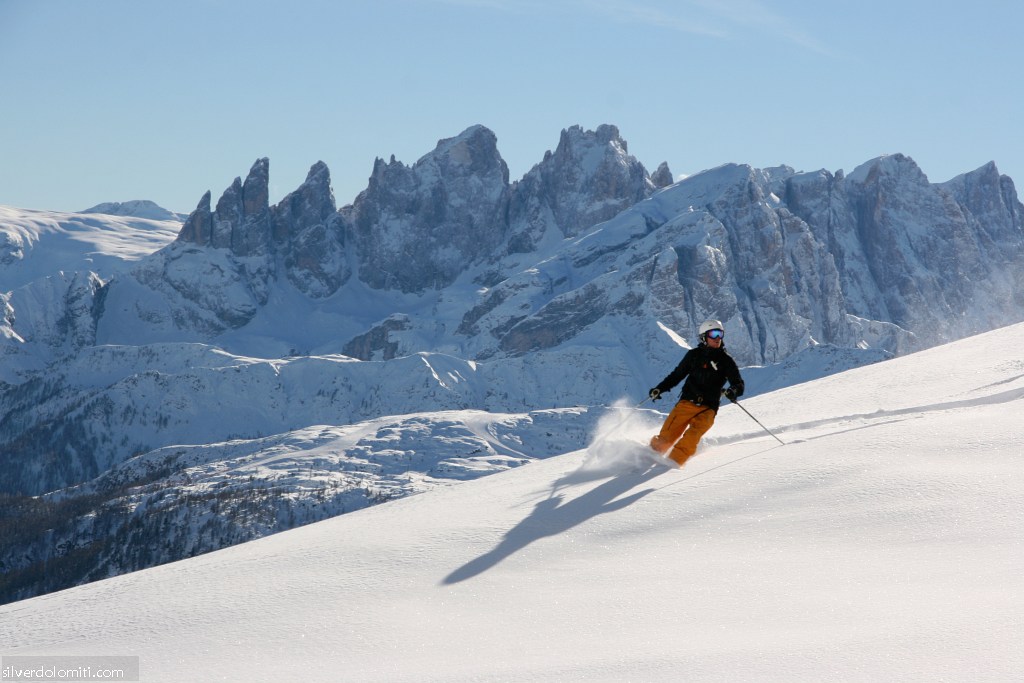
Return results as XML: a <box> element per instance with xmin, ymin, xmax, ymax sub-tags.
<box><xmin>81</xmin><ymin>199</ymin><xmax>186</xmax><ymax>222</ymax></box>
<box><xmin>3</xmin><ymin>323</ymin><xmax>1021</xmax><ymax>681</ymax></box>
<box><xmin>0</xmin><ymin>205</ymin><xmax>180</xmax><ymax>292</ymax></box>
<box><xmin>2</xmin><ymin>123</ymin><xmax>1023</xmax><ymax>605</ymax></box>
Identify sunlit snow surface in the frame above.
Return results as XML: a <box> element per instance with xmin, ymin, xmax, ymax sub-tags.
<box><xmin>0</xmin><ymin>205</ymin><xmax>179</xmax><ymax>291</ymax></box>
<box><xmin>2</xmin><ymin>323</ymin><xmax>1021</xmax><ymax>682</ymax></box>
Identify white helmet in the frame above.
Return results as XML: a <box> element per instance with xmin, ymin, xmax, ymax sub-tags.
<box><xmin>698</xmin><ymin>319</ymin><xmax>724</xmax><ymax>336</ymax></box>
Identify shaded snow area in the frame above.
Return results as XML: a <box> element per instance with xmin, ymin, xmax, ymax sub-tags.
<box><xmin>2</xmin><ymin>324</ymin><xmax>1022</xmax><ymax>682</ymax></box>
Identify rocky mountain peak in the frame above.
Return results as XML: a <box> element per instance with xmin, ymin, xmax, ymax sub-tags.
<box><xmin>272</xmin><ymin>161</ymin><xmax>348</xmax><ymax>298</ymax></box>
<box><xmin>423</xmin><ymin>124</ymin><xmax>509</xmax><ymax>183</ymax></box>
<box><xmin>119</xmin><ymin>126</ymin><xmax>1024</xmax><ymax>363</ymax></box>
<box><xmin>348</xmin><ymin>125</ymin><xmax>511</xmax><ymax>292</ymax></box>
<box><xmin>242</xmin><ymin>157</ymin><xmax>270</xmax><ymax>219</ymax></box>
<box><xmin>557</xmin><ymin>123</ymin><xmax>624</xmax><ymax>153</ymax></box>
<box><xmin>940</xmin><ymin>161</ymin><xmax>1024</xmax><ymax>255</ymax></box>
<box><xmin>549</xmin><ymin>124</ymin><xmax>631</xmax><ymax>175</ymax></box>
<box><xmin>941</xmin><ymin>160</ymin><xmax>1007</xmax><ymax>202</ymax></box>
<box><xmin>651</xmin><ymin>162</ymin><xmax>674</xmax><ymax>189</ymax></box>
<box><xmin>176</xmin><ymin>191</ymin><xmax>214</xmax><ymax>246</ymax></box>
<box><xmin>846</xmin><ymin>153</ymin><xmax>928</xmax><ymax>187</ymax></box>
<box><xmin>507</xmin><ymin>124</ymin><xmax>654</xmax><ymax>255</ymax></box>
<box><xmin>176</xmin><ymin>158</ymin><xmax>272</xmax><ymax>256</ymax></box>
<box><xmin>272</xmin><ymin>161</ymin><xmax>335</xmax><ymax>237</ymax></box>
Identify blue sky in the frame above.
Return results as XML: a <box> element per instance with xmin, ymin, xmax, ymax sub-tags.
<box><xmin>2</xmin><ymin>0</ymin><xmax>1022</xmax><ymax>214</ymax></box>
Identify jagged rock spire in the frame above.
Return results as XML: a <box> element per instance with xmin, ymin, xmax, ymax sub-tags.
<box><xmin>346</xmin><ymin>125</ymin><xmax>512</xmax><ymax>292</ymax></box>
<box><xmin>651</xmin><ymin>162</ymin><xmax>674</xmax><ymax>189</ymax></box>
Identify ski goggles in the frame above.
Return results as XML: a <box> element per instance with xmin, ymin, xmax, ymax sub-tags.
<box><xmin>706</xmin><ymin>329</ymin><xmax>724</xmax><ymax>339</ymax></box>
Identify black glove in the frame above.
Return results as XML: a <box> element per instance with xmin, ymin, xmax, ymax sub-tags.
<box><xmin>722</xmin><ymin>387</ymin><xmax>738</xmax><ymax>402</ymax></box>
<box><xmin>648</xmin><ymin>388</ymin><xmax>661</xmax><ymax>401</ymax></box>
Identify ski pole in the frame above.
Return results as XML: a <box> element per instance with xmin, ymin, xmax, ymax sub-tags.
<box><xmin>723</xmin><ymin>392</ymin><xmax>785</xmax><ymax>445</ymax></box>
<box><xmin>604</xmin><ymin>395</ymin><xmax>652</xmax><ymax>434</ymax></box>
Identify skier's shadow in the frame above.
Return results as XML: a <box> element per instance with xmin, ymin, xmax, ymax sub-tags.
<box><xmin>442</xmin><ymin>467</ymin><xmax>661</xmax><ymax>585</ymax></box>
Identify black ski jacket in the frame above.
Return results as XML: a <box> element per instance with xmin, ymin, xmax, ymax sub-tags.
<box><xmin>655</xmin><ymin>344</ymin><xmax>744</xmax><ymax>411</ymax></box>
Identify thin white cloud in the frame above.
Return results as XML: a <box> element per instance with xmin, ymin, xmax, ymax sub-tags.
<box><xmin>417</xmin><ymin>0</ymin><xmax>550</xmax><ymax>14</ymax></box>
<box><xmin>416</xmin><ymin>0</ymin><xmax>833</xmax><ymax>55</ymax></box>
<box><xmin>415</xmin><ymin>0</ymin><xmax>725</xmax><ymax>36</ymax></box>
<box><xmin>573</xmin><ymin>0</ymin><xmax>729</xmax><ymax>38</ymax></box>
<box><xmin>688</xmin><ymin>0</ymin><xmax>835</xmax><ymax>56</ymax></box>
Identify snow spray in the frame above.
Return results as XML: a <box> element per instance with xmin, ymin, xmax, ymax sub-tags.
<box><xmin>579</xmin><ymin>398</ymin><xmax>665</xmax><ymax>475</ymax></box>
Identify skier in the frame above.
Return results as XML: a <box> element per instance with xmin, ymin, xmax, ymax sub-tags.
<box><xmin>648</xmin><ymin>320</ymin><xmax>744</xmax><ymax>468</ymax></box>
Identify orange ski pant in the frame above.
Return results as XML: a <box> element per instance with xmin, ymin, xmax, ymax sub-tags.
<box><xmin>649</xmin><ymin>400</ymin><xmax>716</xmax><ymax>467</ymax></box>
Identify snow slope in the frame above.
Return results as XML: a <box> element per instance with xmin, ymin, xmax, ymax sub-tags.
<box><xmin>0</xmin><ymin>205</ymin><xmax>179</xmax><ymax>292</ymax></box>
<box><xmin>2</xmin><ymin>324</ymin><xmax>1022</xmax><ymax>681</ymax></box>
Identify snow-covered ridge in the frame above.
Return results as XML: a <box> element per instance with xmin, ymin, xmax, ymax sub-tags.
<box><xmin>3</xmin><ymin>321</ymin><xmax>1021</xmax><ymax>681</ymax></box>
<box><xmin>0</xmin><ymin>205</ymin><xmax>180</xmax><ymax>292</ymax></box>
<box><xmin>81</xmin><ymin>199</ymin><xmax>186</xmax><ymax>222</ymax></box>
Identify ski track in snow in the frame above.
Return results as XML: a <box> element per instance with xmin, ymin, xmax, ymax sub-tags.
<box><xmin>711</xmin><ymin>382</ymin><xmax>1024</xmax><ymax>449</ymax></box>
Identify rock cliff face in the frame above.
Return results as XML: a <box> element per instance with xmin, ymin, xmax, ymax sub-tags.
<box><xmin>177</xmin><ymin>158</ymin><xmax>274</xmax><ymax>256</ymax></box>
<box><xmin>783</xmin><ymin>154</ymin><xmax>1024</xmax><ymax>343</ymax></box>
<box><xmin>344</xmin><ymin>125</ymin><xmax>511</xmax><ymax>292</ymax></box>
<box><xmin>133</xmin><ymin>158</ymin><xmax>346</xmax><ymax>336</ymax></box>
<box><xmin>272</xmin><ymin>161</ymin><xmax>348</xmax><ymax>297</ymax></box>
<box><xmin>506</xmin><ymin>124</ymin><xmax>655</xmax><ymax>255</ymax></box>
<box><xmin>7</xmin><ymin>126</ymin><xmax>1024</xmax><ymax>367</ymax></box>
<box><xmin>163</xmin><ymin>124</ymin><xmax>660</xmax><ymax>309</ymax></box>
<box><xmin>156</xmin><ymin>159</ymin><xmax>277</xmax><ymax>333</ymax></box>
<box><xmin>449</xmin><ymin>154</ymin><xmax>1023</xmax><ymax>367</ymax></box>
<box><xmin>4</xmin><ymin>271</ymin><xmax>107</xmax><ymax>351</ymax></box>
<box><xmin>651</xmin><ymin>162</ymin><xmax>674</xmax><ymax>189</ymax></box>
<box><xmin>176</xmin><ymin>158</ymin><xmax>345</xmax><ymax>297</ymax></box>
<box><xmin>939</xmin><ymin>161</ymin><xmax>1024</xmax><ymax>314</ymax></box>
